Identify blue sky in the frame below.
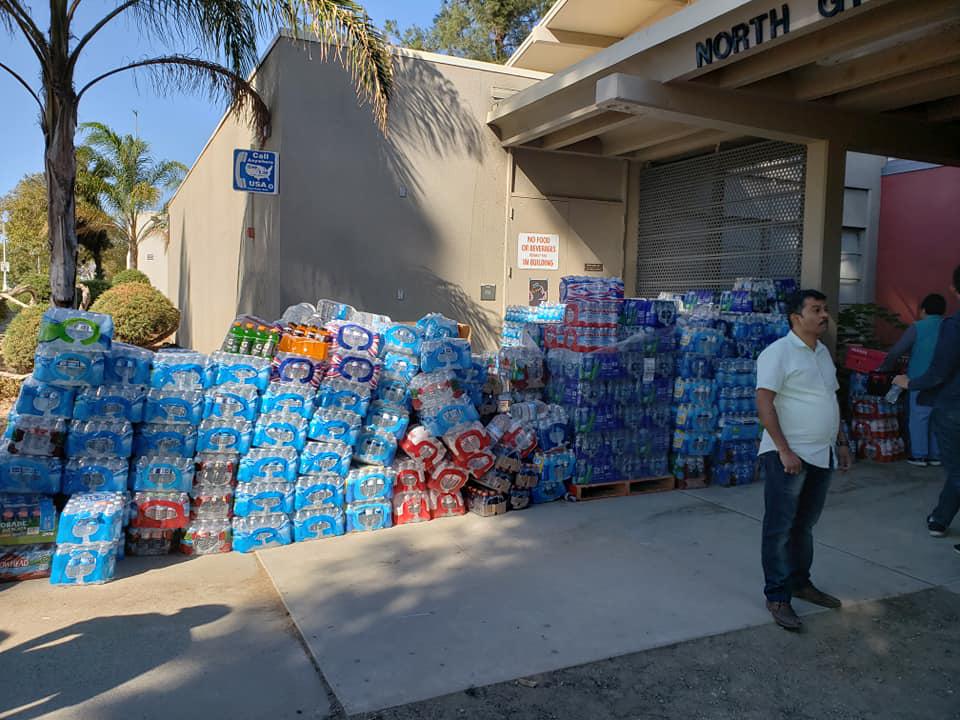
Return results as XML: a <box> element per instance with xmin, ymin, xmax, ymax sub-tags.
<box><xmin>0</xmin><ymin>1</ymin><xmax>437</xmax><ymax>198</ymax></box>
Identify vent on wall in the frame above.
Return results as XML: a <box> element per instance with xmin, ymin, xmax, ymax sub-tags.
<box><xmin>635</xmin><ymin>140</ymin><xmax>806</xmax><ymax>297</ymax></box>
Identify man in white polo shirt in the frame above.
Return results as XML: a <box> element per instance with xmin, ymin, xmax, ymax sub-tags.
<box><xmin>756</xmin><ymin>289</ymin><xmax>851</xmax><ymax>631</ymax></box>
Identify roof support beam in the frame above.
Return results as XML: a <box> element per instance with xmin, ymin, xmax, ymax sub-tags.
<box><xmin>631</xmin><ymin>129</ymin><xmax>739</xmax><ymax>162</ymax></box>
<box><xmin>601</xmin><ymin>122</ymin><xmax>704</xmax><ymax>156</ymax></box>
<box><xmin>596</xmin><ymin>73</ymin><xmax>960</xmax><ymax>165</ymax></box>
<box><xmin>539</xmin><ymin>110</ymin><xmax>636</xmax><ymax>150</ymax></box>
<box><xmin>829</xmin><ymin>61</ymin><xmax>960</xmax><ymax>112</ymax></box>
<box><xmin>490</xmin><ymin>82</ymin><xmax>599</xmax><ymax>147</ymax></box>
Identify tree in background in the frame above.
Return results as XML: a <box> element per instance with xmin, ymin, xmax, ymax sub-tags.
<box><xmin>80</xmin><ymin>122</ymin><xmax>186</xmax><ymax>270</ymax></box>
<box><xmin>386</xmin><ymin>0</ymin><xmax>551</xmax><ymax>63</ymax></box>
<box><xmin>0</xmin><ymin>0</ymin><xmax>393</xmax><ymax>307</ymax></box>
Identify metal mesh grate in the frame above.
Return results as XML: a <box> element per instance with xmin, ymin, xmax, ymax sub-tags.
<box><xmin>636</xmin><ymin>141</ymin><xmax>806</xmax><ymax>296</ymax></box>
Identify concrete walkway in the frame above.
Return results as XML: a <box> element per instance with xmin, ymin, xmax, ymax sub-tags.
<box><xmin>0</xmin><ymin>461</ymin><xmax>956</xmax><ymax>719</ymax></box>
<box><xmin>258</xmin><ymin>462</ymin><xmax>959</xmax><ymax>715</ymax></box>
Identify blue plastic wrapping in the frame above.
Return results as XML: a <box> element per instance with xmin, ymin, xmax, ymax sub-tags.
<box><xmin>237</xmin><ymin>447</ymin><xmax>299</xmax><ymax>484</ymax></box>
<box><xmin>253</xmin><ymin>412</ymin><xmax>308</xmax><ymax>452</ymax></box>
<box><xmin>104</xmin><ymin>343</ymin><xmax>153</xmax><ymax>385</ymax></box>
<box><xmin>66</xmin><ymin>420</ymin><xmax>133</xmax><ymax>458</ymax></box>
<box><xmin>15</xmin><ymin>378</ymin><xmax>76</xmax><ymax>418</ymax></box>
<box><xmin>232</xmin><ymin>513</ymin><xmax>292</xmax><ymax>553</ymax></box>
<box><xmin>63</xmin><ymin>456</ymin><xmax>128</xmax><ymax>494</ymax></box>
<box><xmin>294</xmin><ymin>473</ymin><xmax>346</xmax><ymax>509</ymax></box>
<box><xmin>37</xmin><ymin>308</ymin><xmax>113</xmax><ymax>351</ymax></box>
<box><xmin>261</xmin><ymin>382</ymin><xmax>317</xmax><ymax>419</ymax></box>
<box><xmin>308</xmin><ymin>408</ymin><xmax>361</xmax><ymax>447</ymax></box>
<box><xmin>293</xmin><ymin>507</ymin><xmax>345</xmax><ymax>541</ymax></box>
<box><xmin>0</xmin><ymin>452</ymin><xmax>63</xmax><ymax>494</ymax></box>
<box><xmin>144</xmin><ymin>388</ymin><xmax>204</xmax><ymax>425</ymax></box>
<box><xmin>299</xmin><ymin>440</ymin><xmax>352</xmax><ymax>477</ymax></box>
<box><xmin>49</xmin><ymin>542</ymin><xmax>119</xmax><ymax>586</ymax></box>
<box><xmin>204</xmin><ymin>383</ymin><xmax>260</xmax><ymax>421</ymax></box>
<box><xmin>345</xmin><ymin>500</ymin><xmax>392</xmax><ymax>533</ymax></box>
<box><xmin>72</xmin><ymin>385</ymin><xmax>146</xmax><ymax>423</ymax></box>
<box><xmin>132</xmin><ymin>455</ymin><xmax>195</xmax><ymax>492</ymax></box>
<box><xmin>234</xmin><ymin>481</ymin><xmax>295</xmax><ymax>516</ymax></box>
<box><xmin>33</xmin><ymin>346</ymin><xmax>106</xmax><ymax>386</ymax></box>
<box><xmin>210</xmin><ymin>351</ymin><xmax>272</xmax><ymax>392</ymax></box>
<box><xmin>133</xmin><ymin>422</ymin><xmax>198</xmax><ymax>458</ymax></box>
<box><xmin>196</xmin><ymin>418</ymin><xmax>253</xmax><ymax>454</ymax></box>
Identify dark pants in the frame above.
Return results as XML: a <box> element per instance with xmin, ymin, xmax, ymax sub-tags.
<box><xmin>761</xmin><ymin>452</ymin><xmax>832</xmax><ymax>602</ymax></box>
<box><xmin>930</xmin><ymin>408</ymin><xmax>960</xmax><ymax>528</ymax></box>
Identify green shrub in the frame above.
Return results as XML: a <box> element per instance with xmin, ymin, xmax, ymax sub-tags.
<box><xmin>2</xmin><ymin>304</ymin><xmax>47</xmax><ymax>373</ymax></box>
<box><xmin>15</xmin><ymin>272</ymin><xmax>51</xmax><ymax>304</ymax></box>
<box><xmin>80</xmin><ymin>278</ymin><xmax>111</xmax><ymax>305</ymax></box>
<box><xmin>111</xmin><ymin>269</ymin><xmax>151</xmax><ymax>287</ymax></box>
<box><xmin>90</xmin><ymin>283</ymin><xmax>179</xmax><ymax>346</ymax></box>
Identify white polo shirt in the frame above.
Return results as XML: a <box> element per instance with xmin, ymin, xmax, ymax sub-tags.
<box><xmin>756</xmin><ymin>331</ymin><xmax>841</xmax><ymax>469</ymax></box>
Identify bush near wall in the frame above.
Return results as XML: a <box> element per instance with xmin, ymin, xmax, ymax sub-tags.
<box><xmin>80</xmin><ymin>278</ymin><xmax>111</xmax><ymax>305</ymax></box>
<box><xmin>2</xmin><ymin>304</ymin><xmax>47</xmax><ymax>373</ymax></box>
<box><xmin>90</xmin><ymin>283</ymin><xmax>179</xmax><ymax>346</ymax></box>
<box><xmin>111</xmin><ymin>269</ymin><xmax>151</xmax><ymax>287</ymax></box>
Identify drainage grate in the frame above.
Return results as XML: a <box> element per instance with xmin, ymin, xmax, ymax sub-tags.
<box><xmin>636</xmin><ymin>141</ymin><xmax>806</xmax><ymax>296</ymax></box>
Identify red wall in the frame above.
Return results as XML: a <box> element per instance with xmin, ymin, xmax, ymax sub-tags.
<box><xmin>876</xmin><ymin>165</ymin><xmax>960</xmax><ymax>332</ymax></box>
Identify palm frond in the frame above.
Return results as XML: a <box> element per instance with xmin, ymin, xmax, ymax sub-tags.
<box><xmin>78</xmin><ymin>54</ymin><xmax>271</xmax><ymax>140</ymax></box>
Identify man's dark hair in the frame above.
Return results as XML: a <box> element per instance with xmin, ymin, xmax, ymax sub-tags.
<box><xmin>953</xmin><ymin>264</ymin><xmax>960</xmax><ymax>292</ymax></box>
<box><xmin>786</xmin><ymin>289</ymin><xmax>827</xmax><ymax>327</ymax></box>
<box><xmin>920</xmin><ymin>293</ymin><xmax>947</xmax><ymax>316</ymax></box>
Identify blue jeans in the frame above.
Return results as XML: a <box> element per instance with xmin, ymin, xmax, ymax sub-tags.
<box><xmin>761</xmin><ymin>452</ymin><xmax>832</xmax><ymax>602</ymax></box>
<box><xmin>930</xmin><ymin>407</ymin><xmax>960</xmax><ymax>528</ymax></box>
<box><xmin>909</xmin><ymin>391</ymin><xmax>940</xmax><ymax>460</ymax></box>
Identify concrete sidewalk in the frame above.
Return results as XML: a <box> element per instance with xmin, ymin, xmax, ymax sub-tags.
<box><xmin>258</xmin><ymin>462</ymin><xmax>959</xmax><ymax>714</ymax></box>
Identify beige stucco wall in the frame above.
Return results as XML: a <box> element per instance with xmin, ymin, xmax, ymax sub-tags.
<box><xmin>137</xmin><ymin>228</ymin><xmax>168</xmax><ymax>297</ymax></box>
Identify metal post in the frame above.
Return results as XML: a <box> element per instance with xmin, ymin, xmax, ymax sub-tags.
<box><xmin>1</xmin><ymin>210</ymin><xmax>8</xmax><ymax>291</ymax></box>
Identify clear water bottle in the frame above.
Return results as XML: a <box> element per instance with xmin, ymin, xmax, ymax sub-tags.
<box><xmin>884</xmin><ymin>384</ymin><xmax>904</xmax><ymax>405</ymax></box>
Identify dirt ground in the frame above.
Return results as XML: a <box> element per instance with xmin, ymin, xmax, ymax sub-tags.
<box><xmin>349</xmin><ymin>588</ymin><xmax>960</xmax><ymax>720</ymax></box>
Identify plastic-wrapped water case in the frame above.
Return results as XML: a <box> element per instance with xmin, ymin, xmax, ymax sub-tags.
<box><xmin>234</xmin><ymin>481</ymin><xmax>295</xmax><ymax>516</ymax></box>
<box><xmin>0</xmin><ymin>544</ymin><xmax>54</xmax><ymax>582</ymax></box>
<box><xmin>33</xmin><ymin>346</ymin><xmax>106</xmax><ymax>386</ymax></box>
<box><xmin>190</xmin><ymin>486</ymin><xmax>234</xmax><ymax>520</ymax></box>
<box><xmin>38</xmin><ymin>308</ymin><xmax>112</xmax><ymax>351</ymax></box>
<box><xmin>144</xmin><ymin>388</ymin><xmax>204</xmax><ymax>425</ymax></box>
<box><xmin>364</xmin><ymin>401</ymin><xmax>409</xmax><ymax>440</ymax></box>
<box><xmin>531</xmin><ymin>480</ymin><xmax>566</xmax><ymax>504</ymax></box>
<box><xmin>133</xmin><ymin>455</ymin><xmax>195</xmax><ymax>492</ymax></box>
<box><xmin>308</xmin><ymin>408</ymin><xmax>362</xmax><ymax>446</ymax></box>
<box><xmin>394</xmin><ymin>458</ymin><xmax>427</xmax><ymax>491</ymax></box>
<box><xmin>133</xmin><ymin>422</ymin><xmax>198</xmax><ymax>458</ymax></box>
<box><xmin>295</xmin><ymin>473</ymin><xmax>346</xmax><ymax>509</ymax></box>
<box><xmin>293</xmin><ymin>507</ymin><xmax>346</xmax><ymax>541</ymax></box>
<box><xmin>318</xmin><ymin>378</ymin><xmax>372</xmax><ymax>416</ymax></box>
<box><xmin>400</xmin><ymin>426</ymin><xmax>446</xmax><ymax>471</ymax></box>
<box><xmin>427</xmin><ymin>461</ymin><xmax>469</xmax><ymax>494</ymax></box>
<box><xmin>443</xmin><ymin>421</ymin><xmax>491</xmax><ymax>456</ymax></box>
<box><xmin>105</xmin><ymin>343</ymin><xmax>153</xmax><ymax>385</ymax></box>
<box><xmin>5</xmin><ymin>414</ymin><xmax>67</xmax><ymax>457</ymax></box>
<box><xmin>300</xmin><ymin>440</ymin><xmax>352</xmax><ymax>477</ymax></box>
<box><xmin>238</xmin><ymin>447</ymin><xmax>299</xmax><ymax>483</ymax></box>
<box><xmin>253</xmin><ymin>412</ymin><xmax>308</xmax><ymax>452</ymax></box>
<box><xmin>509</xmin><ymin>487</ymin><xmax>531</xmax><ymax>511</ymax></box>
<box><xmin>451</xmin><ymin>449</ymin><xmax>496</xmax><ymax>478</ymax></box>
<box><xmin>416</xmin><ymin>313</ymin><xmax>459</xmax><ymax>340</ymax></box>
<box><xmin>150</xmin><ymin>350</ymin><xmax>213</xmax><ymax>390</ymax></box>
<box><xmin>261</xmin><ymin>382</ymin><xmax>317</xmax><ymax>419</ymax></box>
<box><xmin>420</xmin><ymin>338</ymin><xmax>472</xmax><ymax>373</ymax></box>
<box><xmin>125</xmin><ymin>527</ymin><xmax>176</xmax><ymax>556</ymax></box>
<box><xmin>211</xmin><ymin>351</ymin><xmax>272</xmax><ymax>392</ymax></box>
<box><xmin>57</xmin><ymin>492</ymin><xmax>125</xmax><ymax>544</ymax></box>
<box><xmin>197</xmin><ymin>418</ymin><xmax>253</xmax><ymax>455</ymax></box>
<box><xmin>67</xmin><ymin>420</ymin><xmax>133</xmax><ymax>458</ymax></box>
<box><xmin>428</xmin><ymin>489</ymin><xmax>465</xmax><ymax>518</ymax></box>
<box><xmin>354</xmin><ymin>429</ymin><xmax>397</xmax><ymax>466</ymax></box>
<box><xmin>232</xmin><ymin>513</ymin><xmax>292</xmax><ymax>553</ymax></box>
<box><xmin>382</xmin><ymin>323</ymin><xmax>424</xmax><ymax>356</ymax></box>
<box><xmin>131</xmin><ymin>491</ymin><xmax>190</xmax><ymax>529</ymax></box>
<box><xmin>15</xmin><ymin>378</ymin><xmax>76</xmax><ymax>418</ymax></box>
<box><xmin>50</xmin><ymin>542</ymin><xmax>119</xmax><ymax>586</ymax></box>
<box><xmin>375</xmin><ymin>377</ymin><xmax>412</xmax><ymax>409</ymax></box>
<box><xmin>473</xmin><ymin>470</ymin><xmax>512</xmax><ymax>494</ymax></box>
<box><xmin>419</xmin><ymin>399</ymin><xmax>480</xmax><ymax>438</ymax></box>
<box><xmin>393</xmin><ymin>490</ymin><xmax>431</xmax><ymax>525</ymax></box>
<box><xmin>272</xmin><ymin>352</ymin><xmax>325</xmax><ymax>387</ymax></box>
<box><xmin>381</xmin><ymin>352</ymin><xmax>420</xmax><ymax>384</ymax></box>
<box><xmin>346</xmin><ymin>500</ymin><xmax>392</xmax><ymax>533</ymax></box>
<box><xmin>180</xmin><ymin>520</ymin><xmax>232</xmax><ymax>555</ymax></box>
<box><xmin>72</xmin><ymin>385</ymin><xmax>146</xmax><ymax>423</ymax></box>
<box><xmin>0</xmin><ymin>494</ymin><xmax>57</xmax><ymax>545</ymax></box>
<box><xmin>0</xmin><ymin>452</ymin><xmax>62</xmax><ymax>494</ymax></box>
<box><xmin>63</xmin><ymin>456</ymin><xmax>128</xmax><ymax>494</ymax></box>
<box><xmin>195</xmin><ymin>452</ymin><xmax>238</xmax><ymax>488</ymax></box>
<box><xmin>327</xmin><ymin>352</ymin><xmax>381</xmax><ymax>387</ymax></box>
<box><xmin>204</xmin><ymin>383</ymin><xmax>260</xmax><ymax>422</ymax></box>
<box><xmin>328</xmin><ymin>322</ymin><xmax>383</xmax><ymax>358</ymax></box>
<box><xmin>346</xmin><ymin>465</ymin><xmax>396</xmax><ymax>503</ymax></box>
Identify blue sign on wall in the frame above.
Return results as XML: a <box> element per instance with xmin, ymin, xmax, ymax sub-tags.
<box><xmin>233</xmin><ymin>149</ymin><xmax>278</xmax><ymax>194</ymax></box>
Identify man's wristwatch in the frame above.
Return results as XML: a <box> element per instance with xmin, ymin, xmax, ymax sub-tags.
<box><xmin>837</xmin><ymin>439</ymin><xmax>849</xmax><ymax>447</ymax></box>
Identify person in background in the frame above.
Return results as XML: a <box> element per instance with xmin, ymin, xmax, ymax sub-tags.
<box><xmin>756</xmin><ymin>290</ymin><xmax>851</xmax><ymax>631</ymax></box>
<box><xmin>893</xmin><ymin>265</ymin><xmax>960</xmax><ymax>549</ymax></box>
<box><xmin>878</xmin><ymin>293</ymin><xmax>946</xmax><ymax>467</ymax></box>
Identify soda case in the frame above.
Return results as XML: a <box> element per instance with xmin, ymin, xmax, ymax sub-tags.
<box><xmin>150</xmin><ymin>350</ymin><xmax>214</xmax><ymax>390</ymax></box>
<box><xmin>133</xmin><ymin>455</ymin><xmax>195</xmax><ymax>493</ymax></box>
<box><xmin>211</xmin><ymin>352</ymin><xmax>273</xmax><ymax>392</ymax></box>
<box><xmin>5</xmin><ymin>415</ymin><xmax>67</xmax><ymax>457</ymax></box>
<box><xmin>261</xmin><ymin>382</ymin><xmax>317</xmax><ymax>419</ymax></box>
<box><xmin>73</xmin><ymin>385</ymin><xmax>146</xmax><ymax>423</ymax></box>
<box><xmin>295</xmin><ymin>473</ymin><xmax>346</xmax><ymax>509</ymax></box>
<box><xmin>346</xmin><ymin>500</ymin><xmax>392</xmax><ymax>532</ymax></box>
<box><xmin>0</xmin><ymin>544</ymin><xmax>55</xmax><ymax>581</ymax></box>
<box><xmin>234</xmin><ymin>481</ymin><xmax>295</xmax><ymax>516</ymax></box>
<box><xmin>66</xmin><ymin>420</ymin><xmax>133</xmax><ymax>458</ymax></box>
<box><xmin>134</xmin><ymin>422</ymin><xmax>198</xmax><ymax>458</ymax></box>
<box><xmin>196</xmin><ymin>418</ymin><xmax>253</xmax><ymax>455</ymax></box>
<box><xmin>239</xmin><ymin>447</ymin><xmax>299</xmax><ymax>483</ymax></box>
<box><xmin>300</xmin><ymin>440</ymin><xmax>352</xmax><ymax>476</ymax></box>
<box><xmin>253</xmin><ymin>412</ymin><xmax>308</xmax><ymax>452</ymax></box>
<box><xmin>473</xmin><ymin>470</ymin><xmax>512</xmax><ymax>494</ymax></box>
<box><xmin>63</xmin><ymin>456</ymin><xmax>128</xmax><ymax>494</ymax></box>
<box><xmin>15</xmin><ymin>378</ymin><xmax>76</xmax><ymax>418</ymax></box>
<box><xmin>232</xmin><ymin>513</ymin><xmax>292</xmax><ymax>552</ymax></box>
<box><xmin>180</xmin><ymin>520</ymin><xmax>233</xmax><ymax>554</ymax></box>
<box><xmin>309</xmin><ymin>408</ymin><xmax>362</xmax><ymax>446</ymax></box>
<box><xmin>464</xmin><ymin>482</ymin><xmax>507</xmax><ymax>517</ymax></box>
<box><xmin>104</xmin><ymin>343</ymin><xmax>153</xmax><ymax>385</ymax></box>
<box><xmin>0</xmin><ymin>451</ymin><xmax>63</xmax><ymax>494</ymax></box>
<box><xmin>190</xmin><ymin>486</ymin><xmax>234</xmax><ymax>521</ymax></box>
<box><xmin>318</xmin><ymin>378</ymin><xmax>372</xmax><ymax>416</ymax></box>
<box><xmin>0</xmin><ymin>494</ymin><xmax>57</xmax><ymax>545</ymax></box>
<box><xmin>509</xmin><ymin>487</ymin><xmax>531</xmax><ymax>511</ymax></box>
<box><xmin>143</xmin><ymin>388</ymin><xmax>204</xmax><ymax>425</ymax></box>
<box><xmin>204</xmin><ymin>383</ymin><xmax>260</xmax><ymax>422</ymax></box>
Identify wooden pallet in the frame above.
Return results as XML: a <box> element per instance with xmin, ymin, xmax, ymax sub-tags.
<box><xmin>566</xmin><ymin>475</ymin><xmax>676</xmax><ymax>501</ymax></box>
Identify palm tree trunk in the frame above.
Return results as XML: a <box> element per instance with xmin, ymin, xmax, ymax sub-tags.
<box><xmin>44</xmin><ymin>91</ymin><xmax>79</xmax><ymax>308</ymax></box>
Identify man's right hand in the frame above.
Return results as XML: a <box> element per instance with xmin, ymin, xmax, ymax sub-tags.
<box><xmin>778</xmin><ymin>448</ymin><xmax>803</xmax><ymax>475</ymax></box>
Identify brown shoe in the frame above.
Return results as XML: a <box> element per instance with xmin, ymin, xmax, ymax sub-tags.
<box><xmin>794</xmin><ymin>583</ymin><xmax>842</xmax><ymax>609</ymax></box>
<box><xmin>766</xmin><ymin>600</ymin><xmax>803</xmax><ymax>630</ymax></box>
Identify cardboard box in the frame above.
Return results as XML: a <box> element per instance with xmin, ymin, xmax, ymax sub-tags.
<box><xmin>0</xmin><ymin>494</ymin><xmax>57</xmax><ymax>546</ymax></box>
<box><xmin>845</xmin><ymin>346</ymin><xmax>888</xmax><ymax>374</ymax></box>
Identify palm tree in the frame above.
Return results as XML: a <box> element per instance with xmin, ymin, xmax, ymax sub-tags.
<box><xmin>80</xmin><ymin>122</ymin><xmax>186</xmax><ymax>270</ymax></box>
<box><xmin>0</xmin><ymin>1</ymin><xmax>393</xmax><ymax>307</ymax></box>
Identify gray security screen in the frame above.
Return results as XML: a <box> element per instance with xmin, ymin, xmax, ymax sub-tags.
<box><xmin>636</xmin><ymin>140</ymin><xmax>806</xmax><ymax>296</ymax></box>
